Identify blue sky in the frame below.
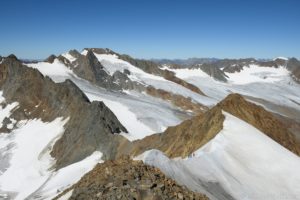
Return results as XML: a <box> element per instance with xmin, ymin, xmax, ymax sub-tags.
<box><xmin>0</xmin><ymin>0</ymin><xmax>299</xmax><ymax>59</ymax></box>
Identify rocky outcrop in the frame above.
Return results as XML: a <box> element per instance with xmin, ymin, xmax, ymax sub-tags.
<box><xmin>67</xmin><ymin>50</ymin><xmax>121</xmax><ymax>90</ymax></box>
<box><xmin>84</xmin><ymin>47</ymin><xmax>117</xmax><ymax>55</ymax></box>
<box><xmin>125</xmin><ymin>93</ymin><xmax>300</xmax><ymax>158</ymax></box>
<box><xmin>287</xmin><ymin>58</ymin><xmax>300</xmax><ymax>83</ymax></box>
<box><xmin>111</xmin><ymin>70</ymin><xmax>145</xmax><ymax>92</ymax></box>
<box><xmin>44</xmin><ymin>54</ymin><xmax>57</xmax><ymax>63</ymax></box>
<box><xmin>0</xmin><ymin>56</ymin><xmax>128</xmax><ymax>168</ymax></box>
<box><xmin>55</xmin><ymin>157</ymin><xmax>209</xmax><ymax>200</ymax></box>
<box><xmin>146</xmin><ymin>86</ymin><xmax>208</xmax><ymax>113</ymax></box>
<box><xmin>162</xmin><ymin>69</ymin><xmax>206</xmax><ymax>95</ymax></box>
<box><xmin>195</xmin><ymin>63</ymin><xmax>228</xmax><ymax>82</ymax></box>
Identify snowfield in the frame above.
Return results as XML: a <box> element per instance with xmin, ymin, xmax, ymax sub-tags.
<box><xmin>137</xmin><ymin>112</ymin><xmax>300</xmax><ymax>200</ymax></box>
<box><xmin>166</xmin><ymin>64</ymin><xmax>300</xmax><ymax>116</ymax></box>
<box><xmin>225</xmin><ymin>65</ymin><xmax>290</xmax><ymax>84</ymax></box>
<box><xmin>0</xmin><ymin>117</ymin><xmax>68</xmax><ymax>199</ymax></box>
<box><xmin>26</xmin><ymin>59</ymin><xmax>77</xmax><ymax>83</ymax></box>
<box><xmin>92</xmin><ymin>52</ymin><xmax>215</xmax><ymax>106</ymax></box>
<box><xmin>25</xmin><ymin>56</ymin><xmax>196</xmax><ymax>141</ymax></box>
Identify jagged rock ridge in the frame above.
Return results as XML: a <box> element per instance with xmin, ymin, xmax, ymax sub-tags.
<box><xmin>0</xmin><ymin>55</ymin><xmax>128</xmax><ymax>168</ymax></box>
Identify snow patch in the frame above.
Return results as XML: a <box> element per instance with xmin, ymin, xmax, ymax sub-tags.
<box><xmin>81</xmin><ymin>49</ymin><xmax>88</xmax><ymax>56</ymax></box>
<box><xmin>0</xmin><ymin>92</ymin><xmax>19</xmax><ymax>128</ymax></box>
<box><xmin>62</xmin><ymin>52</ymin><xmax>76</xmax><ymax>63</ymax></box>
<box><xmin>274</xmin><ymin>57</ymin><xmax>288</xmax><ymax>61</ymax></box>
<box><xmin>35</xmin><ymin>151</ymin><xmax>103</xmax><ymax>200</ymax></box>
<box><xmin>57</xmin><ymin>189</ymin><xmax>73</xmax><ymax>200</ymax></box>
<box><xmin>168</xmin><ymin>68</ymin><xmax>210</xmax><ymax>79</ymax></box>
<box><xmin>26</xmin><ymin>59</ymin><xmax>76</xmax><ymax>82</ymax></box>
<box><xmin>225</xmin><ymin>64</ymin><xmax>289</xmax><ymax>85</ymax></box>
<box><xmin>0</xmin><ymin>117</ymin><xmax>68</xmax><ymax>200</ymax></box>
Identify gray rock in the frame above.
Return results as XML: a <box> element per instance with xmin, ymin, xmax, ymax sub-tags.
<box><xmin>0</xmin><ymin>56</ymin><xmax>128</xmax><ymax>168</ymax></box>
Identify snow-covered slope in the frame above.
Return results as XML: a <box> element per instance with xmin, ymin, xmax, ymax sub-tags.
<box><xmin>138</xmin><ymin>112</ymin><xmax>300</xmax><ymax>200</ymax></box>
<box><xmin>0</xmin><ymin>92</ymin><xmax>103</xmax><ymax>199</ymax></box>
<box><xmin>91</xmin><ymin>52</ymin><xmax>215</xmax><ymax>106</ymax></box>
<box><xmin>0</xmin><ymin>118</ymin><xmax>66</xmax><ymax>199</ymax></box>
<box><xmin>165</xmin><ymin>64</ymin><xmax>300</xmax><ymax>118</ymax></box>
<box><xmin>26</xmin><ymin>59</ymin><xmax>77</xmax><ymax>83</ymax></box>
<box><xmin>26</xmin><ymin>55</ymin><xmax>206</xmax><ymax>141</ymax></box>
<box><xmin>225</xmin><ymin>64</ymin><xmax>290</xmax><ymax>84</ymax></box>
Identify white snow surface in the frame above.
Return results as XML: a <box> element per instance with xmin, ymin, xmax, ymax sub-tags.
<box><xmin>0</xmin><ymin>115</ymin><xmax>103</xmax><ymax>200</ymax></box>
<box><xmin>93</xmin><ymin>53</ymin><xmax>215</xmax><ymax>106</ymax></box>
<box><xmin>138</xmin><ymin>112</ymin><xmax>300</xmax><ymax>200</ymax></box>
<box><xmin>33</xmin><ymin>151</ymin><xmax>103</xmax><ymax>200</ymax></box>
<box><xmin>225</xmin><ymin>64</ymin><xmax>290</xmax><ymax>84</ymax></box>
<box><xmin>26</xmin><ymin>59</ymin><xmax>77</xmax><ymax>82</ymax></box>
<box><xmin>62</xmin><ymin>52</ymin><xmax>77</xmax><ymax>63</ymax></box>
<box><xmin>0</xmin><ymin>92</ymin><xmax>19</xmax><ymax>128</ymax></box>
<box><xmin>87</xmin><ymin>93</ymin><xmax>154</xmax><ymax>141</ymax></box>
<box><xmin>0</xmin><ymin>118</ymin><xmax>68</xmax><ymax>200</ymax></box>
<box><xmin>25</xmin><ymin>60</ymin><xmax>193</xmax><ymax>141</ymax></box>
<box><xmin>166</xmin><ymin>65</ymin><xmax>300</xmax><ymax>114</ymax></box>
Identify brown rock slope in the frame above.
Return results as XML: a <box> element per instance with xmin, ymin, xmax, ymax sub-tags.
<box><xmin>55</xmin><ymin>157</ymin><xmax>208</xmax><ymax>200</ymax></box>
<box><xmin>146</xmin><ymin>86</ymin><xmax>208</xmax><ymax>113</ymax></box>
<box><xmin>219</xmin><ymin>93</ymin><xmax>300</xmax><ymax>155</ymax></box>
<box><xmin>127</xmin><ymin>93</ymin><xmax>300</xmax><ymax>158</ymax></box>
<box><xmin>127</xmin><ymin>105</ymin><xmax>224</xmax><ymax>158</ymax></box>
<box><xmin>0</xmin><ymin>55</ymin><xmax>128</xmax><ymax>168</ymax></box>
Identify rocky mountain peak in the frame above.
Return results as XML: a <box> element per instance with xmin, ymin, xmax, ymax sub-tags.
<box><xmin>85</xmin><ymin>47</ymin><xmax>116</xmax><ymax>55</ymax></box>
<box><xmin>44</xmin><ymin>54</ymin><xmax>57</xmax><ymax>63</ymax></box>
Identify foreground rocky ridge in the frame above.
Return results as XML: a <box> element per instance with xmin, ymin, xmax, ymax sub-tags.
<box><xmin>55</xmin><ymin>157</ymin><xmax>209</xmax><ymax>200</ymax></box>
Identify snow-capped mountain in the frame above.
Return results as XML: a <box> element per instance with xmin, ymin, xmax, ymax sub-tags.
<box><xmin>0</xmin><ymin>49</ymin><xmax>299</xmax><ymax>199</ymax></box>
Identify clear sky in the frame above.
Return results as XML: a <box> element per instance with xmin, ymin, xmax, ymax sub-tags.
<box><xmin>0</xmin><ymin>0</ymin><xmax>299</xmax><ymax>59</ymax></box>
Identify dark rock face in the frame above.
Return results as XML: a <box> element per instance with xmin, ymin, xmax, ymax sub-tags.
<box><xmin>112</xmin><ymin>70</ymin><xmax>145</xmax><ymax>92</ymax></box>
<box><xmin>68</xmin><ymin>50</ymin><xmax>122</xmax><ymax>90</ymax></box>
<box><xmin>0</xmin><ymin>56</ymin><xmax>128</xmax><ymax>168</ymax></box>
<box><xmin>287</xmin><ymin>58</ymin><xmax>300</xmax><ymax>83</ymax></box>
<box><xmin>195</xmin><ymin>63</ymin><xmax>228</xmax><ymax>82</ymax></box>
<box><xmin>44</xmin><ymin>54</ymin><xmax>57</xmax><ymax>63</ymax></box>
<box><xmin>84</xmin><ymin>47</ymin><xmax>117</xmax><ymax>55</ymax></box>
<box><xmin>55</xmin><ymin>157</ymin><xmax>209</xmax><ymax>200</ymax></box>
<box><xmin>118</xmin><ymin>54</ymin><xmax>205</xmax><ymax>95</ymax></box>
